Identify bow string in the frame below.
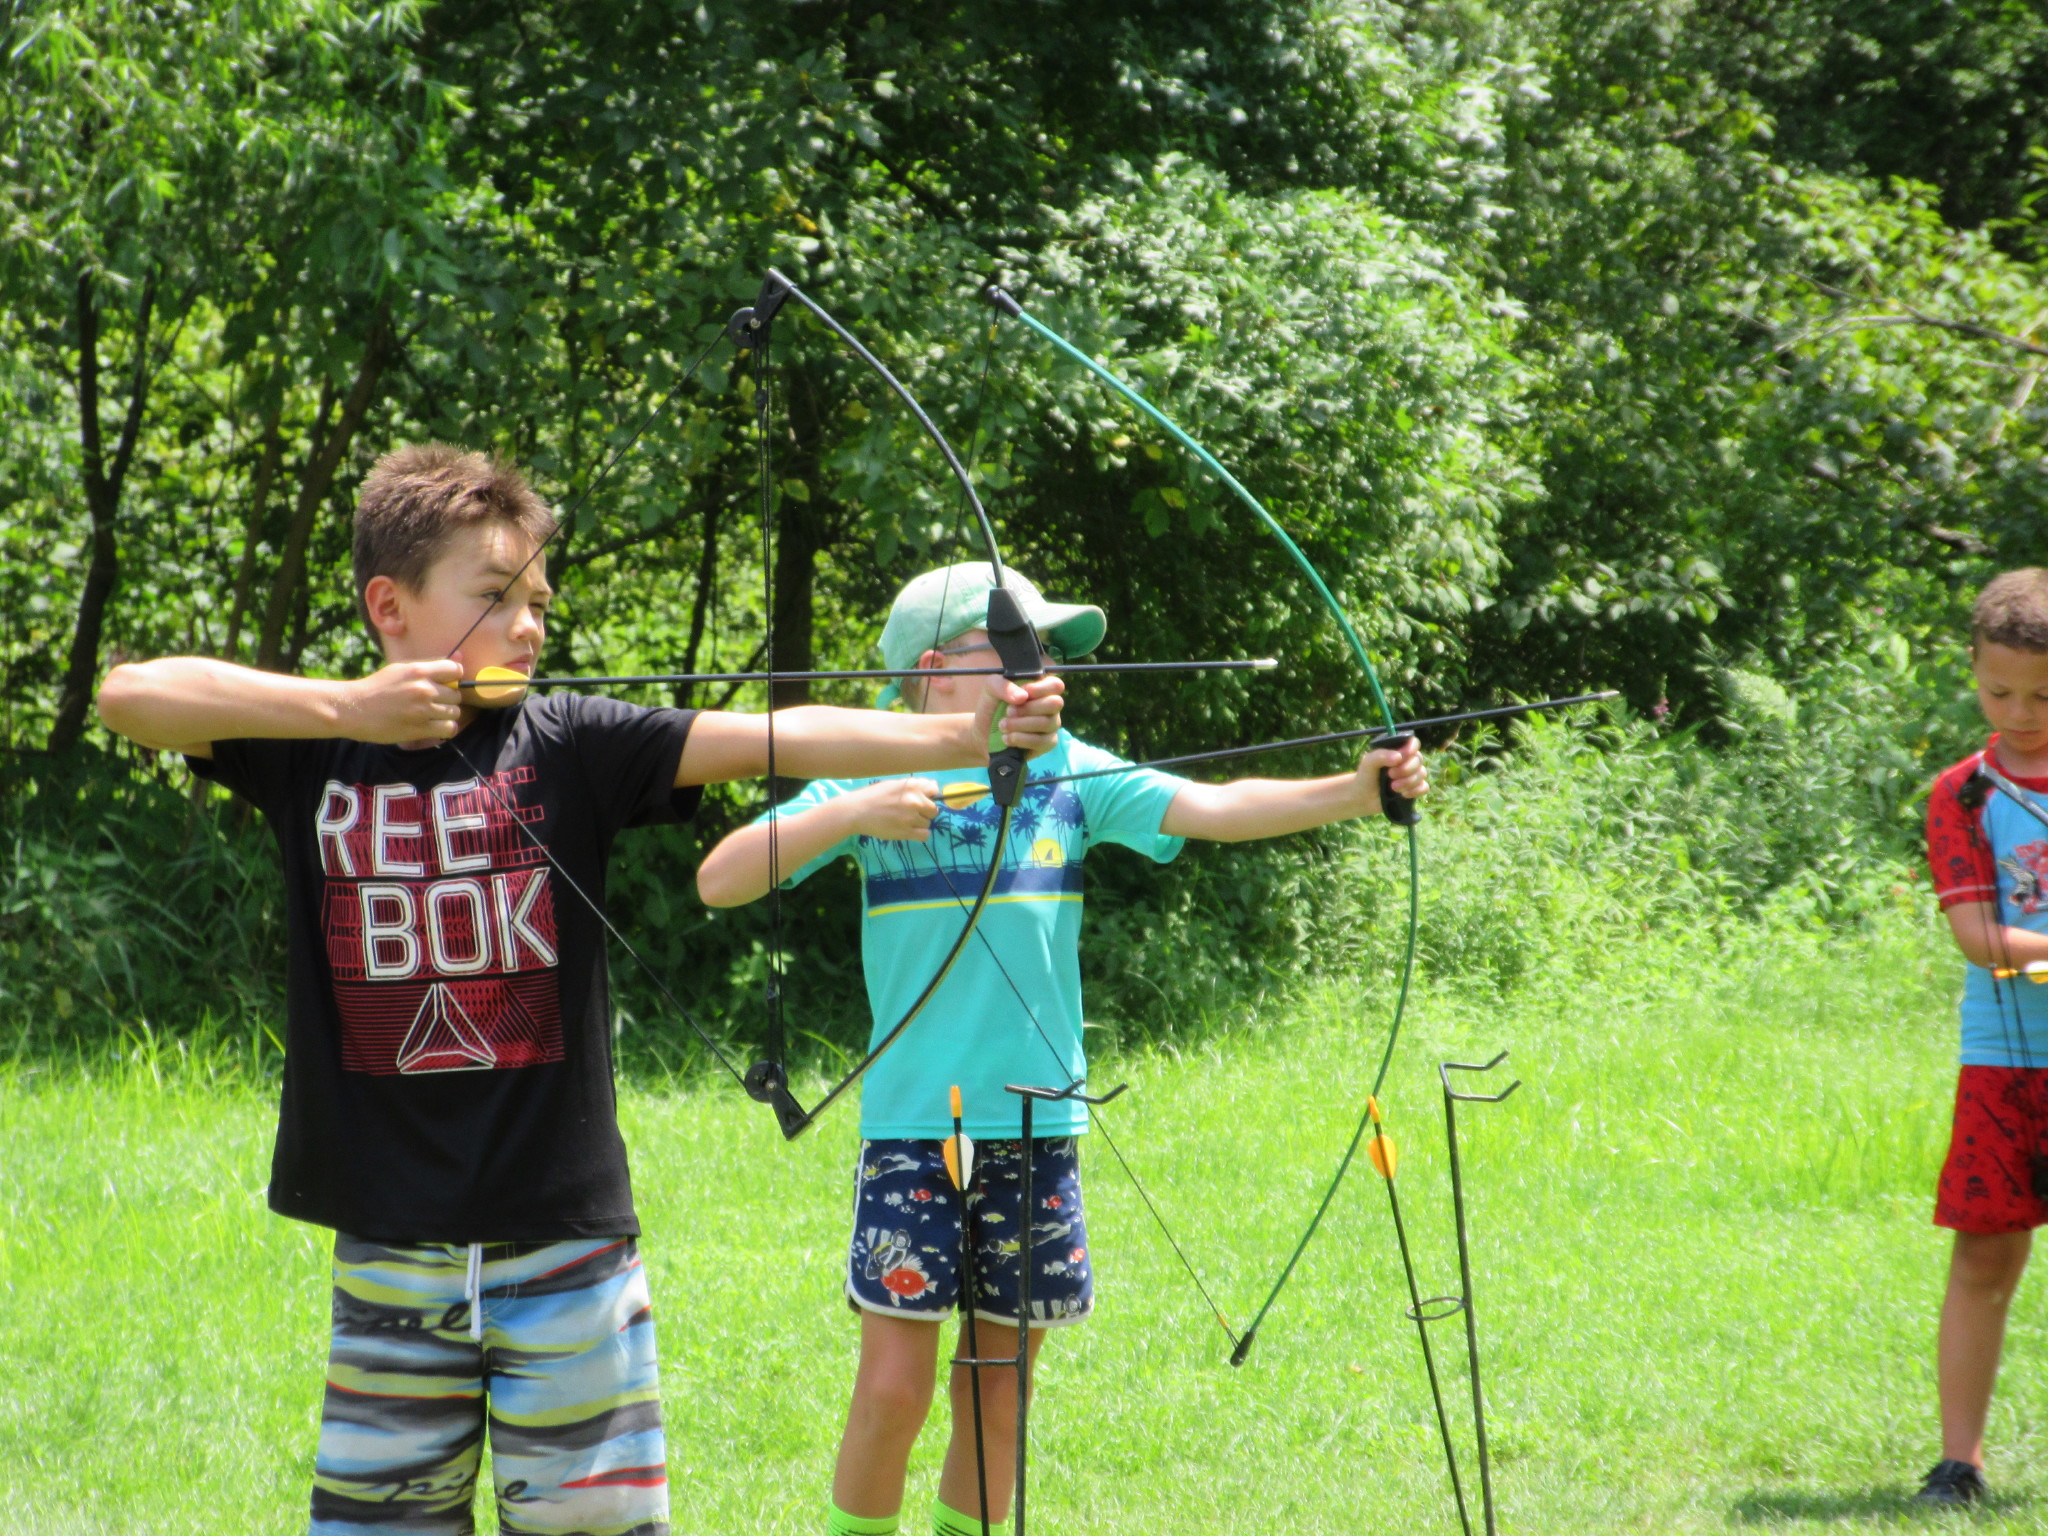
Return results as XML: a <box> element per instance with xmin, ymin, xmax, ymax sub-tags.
<box><xmin>728</xmin><ymin>270</ymin><xmax>1046</xmax><ymax>1139</ymax></box>
<box><xmin>435</xmin><ymin>270</ymin><xmax>1286</xmax><ymax>1143</ymax></box>
<box><xmin>984</xmin><ymin>285</ymin><xmax>1423</xmax><ymax>1363</ymax></box>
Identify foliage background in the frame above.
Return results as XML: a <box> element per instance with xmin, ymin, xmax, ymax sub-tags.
<box><xmin>2</xmin><ymin>0</ymin><xmax>2043</xmax><ymax>1057</ymax></box>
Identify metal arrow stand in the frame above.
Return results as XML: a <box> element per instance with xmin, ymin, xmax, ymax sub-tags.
<box><xmin>1421</xmin><ymin>1050</ymin><xmax>1520</xmax><ymax>1536</ymax></box>
<box><xmin>946</xmin><ymin>1078</ymin><xmax>1130</xmax><ymax>1536</ymax></box>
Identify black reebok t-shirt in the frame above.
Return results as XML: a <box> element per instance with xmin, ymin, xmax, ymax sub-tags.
<box><xmin>189</xmin><ymin>692</ymin><xmax>700</xmax><ymax>1242</ymax></box>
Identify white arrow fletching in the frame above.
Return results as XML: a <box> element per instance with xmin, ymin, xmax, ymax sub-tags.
<box><xmin>944</xmin><ymin>1130</ymin><xmax>976</xmax><ymax>1191</ymax></box>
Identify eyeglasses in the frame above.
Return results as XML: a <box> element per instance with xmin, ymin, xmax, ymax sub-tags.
<box><xmin>935</xmin><ymin>640</ymin><xmax>1064</xmax><ymax>666</ymax></box>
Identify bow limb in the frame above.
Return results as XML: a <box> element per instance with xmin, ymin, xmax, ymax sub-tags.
<box><xmin>986</xmin><ymin>289</ymin><xmax>1398</xmax><ymax>727</ymax></box>
<box><xmin>987</xmin><ymin>287</ymin><xmax>1422</xmax><ymax>1362</ymax></box>
<box><xmin>729</xmin><ymin>270</ymin><xmax>1042</xmax><ymax>1138</ymax></box>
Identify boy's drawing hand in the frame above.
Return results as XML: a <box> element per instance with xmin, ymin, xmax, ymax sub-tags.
<box><xmin>1360</xmin><ymin>737</ymin><xmax>1429</xmax><ymax>814</ymax></box>
<box><xmin>341</xmin><ymin>660</ymin><xmax>465</xmax><ymax>743</ymax></box>
<box><xmin>971</xmin><ymin>673</ymin><xmax>1066</xmax><ymax>759</ymax></box>
<box><xmin>843</xmin><ymin>778</ymin><xmax>943</xmax><ymax>842</ymax></box>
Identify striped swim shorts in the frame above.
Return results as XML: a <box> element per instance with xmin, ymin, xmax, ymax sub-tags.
<box><xmin>310</xmin><ymin>1234</ymin><xmax>667</xmax><ymax>1536</ymax></box>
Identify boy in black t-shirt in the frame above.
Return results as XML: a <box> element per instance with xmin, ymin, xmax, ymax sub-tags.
<box><xmin>95</xmin><ymin>444</ymin><xmax>1064</xmax><ymax>1536</ymax></box>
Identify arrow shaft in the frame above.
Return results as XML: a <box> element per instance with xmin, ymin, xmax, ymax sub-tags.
<box><xmin>457</xmin><ymin>658</ymin><xmax>1279</xmax><ymax>690</ymax></box>
<box><xmin>1027</xmin><ymin>691</ymin><xmax>1619</xmax><ymax>787</ymax></box>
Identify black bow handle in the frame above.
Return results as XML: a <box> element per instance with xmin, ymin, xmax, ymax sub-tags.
<box><xmin>1373</xmin><ymin>731</ymin><xmax>1420</xmax><ymax>826</ymax></box>
<box><xmin>983</xmin><ymin>585</ymin><xmax>1048</xmax><ymax>808</ymax></box>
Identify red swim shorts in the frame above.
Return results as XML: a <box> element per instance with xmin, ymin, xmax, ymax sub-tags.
<box><xmin>1935</xmin><ymin>1065</ymin><xmax>2048</xmax><ymax>1234</ymax></box>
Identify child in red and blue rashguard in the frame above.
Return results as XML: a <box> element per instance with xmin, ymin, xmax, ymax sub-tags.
<box><xmin>1918</xmin><ymin>567</ymin><xmax>2048</xmax><ymax>1507</ymax></box>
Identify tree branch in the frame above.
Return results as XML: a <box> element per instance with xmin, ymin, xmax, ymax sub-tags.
<box><xmin>1803</xmin><ymin>456</ymin><xmax>1995</xmax><ymax>559</ymax></box>
<box><xmin>1793</xmin><ymin>274</ymin><xmax>2048</xmax><ymax>358</ymax></box>
<box><xmin>257</xmin><ymin>309</ymin><xmax>396</xmax><ymax>670</ymax></box>
<box><xmin>50</xmin><ymin>268</ymin><xmax>158</xmax><ymax>753</ymax></box>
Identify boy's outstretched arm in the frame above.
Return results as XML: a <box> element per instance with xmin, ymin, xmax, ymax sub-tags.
<box><xmin>98</xmin><ymin>656</ymin><xmax>466</xmax><ymax>756</ymax></box>
<box><xmin>697</xmin><ymin>779</ymin><xmax>944</xmax><ymax>907</ymax></box>
<box><xmin>1945</xmin><ymin>901</ymin><xmax>2048</xmax><ymax>971</ymax></box>
<box><xmin>677</xmin><ymin>674</ymin><xmax>1063</xmax><ymax>787</ymax></box>
<box><xmin>1159</xmin><ymin>739</ymin><xmax>1428</xmax><ymax>842</ymax></box>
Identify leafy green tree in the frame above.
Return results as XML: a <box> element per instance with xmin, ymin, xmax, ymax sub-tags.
<box><xmin>0</xmin><ymin>0</ymin><xmax>465</xmax><ymax>749</ymax></box>
<box><xmin>1705</xmin><ymin>0</ymin><xmax>2048</xmax><ymax>243</ymax></box>
<box><xmin>1461</xmin><ymin>0</ymin><xmax>2047</xmax><ymax>714</ymax></box>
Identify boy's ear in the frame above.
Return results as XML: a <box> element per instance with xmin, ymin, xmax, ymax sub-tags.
<box><xmin>362</xmin><ymin>574</ymin><xmax>409</xmax><ymax>639</ymax></box>
<box><xmin>905</xmin><ymin>649</ymin><xmax>953</xmax><ymax>712</ymax></box>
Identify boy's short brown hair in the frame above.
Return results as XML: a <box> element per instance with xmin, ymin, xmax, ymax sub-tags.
<box><xmin>1973</xmin><ymin>569</ymin><xmax>2048</xmax><ymax>653</ymax></box>
<box><xmin>353</xmin><ymin>444</ymin><xmax>557</xmax><ymax>626</ymax></box>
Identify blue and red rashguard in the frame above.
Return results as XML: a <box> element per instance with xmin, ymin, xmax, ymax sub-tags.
<box><xmin>1927</xmin><ymin>740</ymin><xmax>2048</xmax><ymax>1232</ymax></box>
<box><xmin>1927</xmin><ymin>742</ymin><xmax>2048</xmax><ymax>1066</ymax></box>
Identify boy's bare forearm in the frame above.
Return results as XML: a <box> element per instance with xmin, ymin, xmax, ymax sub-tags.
<box><xmin>696</xmin><ymin>801</ymin><xmax>859</xmax><ymax>907</ymax></box>
<box><xmin>98</xmin><ymin>658</ymin><xmax>346</xmax><ymax>754</ymax></box>
<box><xmin>1159</xmin><ymin>774</ymin><xmax>1376</xmax><ymax>842</ymax></box>
<box><xmin>1945</xmin><ymin>902</ymin><xmax>2048</xmax><ymax>970</ymax></box>
<box><xmin>679</xmin><ymin>707</ymin><xmax>981</xmax><ymax>786</ymax></box>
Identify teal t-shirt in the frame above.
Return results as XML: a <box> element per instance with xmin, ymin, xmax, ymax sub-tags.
<box><xmin>761</xmin><ymin>731</ymin><xmax>1188</xmax><ymax>1138</ymax></box>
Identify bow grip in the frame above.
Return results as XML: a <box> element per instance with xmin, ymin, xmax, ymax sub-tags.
<box><xmin>983</xmin><ymin>585</ymin><xmax>1046</xmax><ymax>809</ymax></box>
<box><xmin>1373</xmin><ymin>731</ymin><xmax>1419</xmax><ymax>826</ymax></box>
<box><xmin>744</xmin><ymin>1059</ymin><xmax>812</xmax><ymax>1140</ymax></box>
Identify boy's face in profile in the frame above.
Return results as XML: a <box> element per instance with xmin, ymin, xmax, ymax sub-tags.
<box><xmin>365</xmin><ymin>519</ymin><xmax>552</xmax><ymax>678</ymax></box>
<box><xmin>913</xmin><ymin>627</ymin><xmax>994</xmax><ymax>715</ymax></box>
<box><xmin>1973</xmin><ymin>639</ymin><xmax>2048</xmax><ymax>762</ymax></box>
<box><xmin>911</xmin><ymin>626</ymin><xmax>1059</xmax><ymax>715</ymax></box>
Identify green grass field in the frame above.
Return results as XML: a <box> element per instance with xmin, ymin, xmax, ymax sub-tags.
<box><xmin>3</xmin><ymin>906</ymin><xmax>2041</xmax><ymax>1534</ymax></box>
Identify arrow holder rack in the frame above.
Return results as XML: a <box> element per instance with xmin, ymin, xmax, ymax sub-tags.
<box><xmin>947</xmin><ymin>1079</ymin><xmax>1129</xmax><ymax>1536</ymax></box>
<box><xmin>1397</xmin><ymin>1050</ymin><xmax>1519</xmax><ymax>1536</ymax></box>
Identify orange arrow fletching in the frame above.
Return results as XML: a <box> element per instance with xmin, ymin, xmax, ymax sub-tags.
<box><xmin>943</xmin><ymin>1086</ymin><xmax>973</xmax><ymax>1189</ymax></box>
<box><xmin>469</xmin><ymin>665</ymin><xmax>531</xmax><ymax>707</ymax></box>
<box><xmin>1368</xmin><ymin>1132</ymin><xmax>1398</xmax><ymax>1180</ymax></box>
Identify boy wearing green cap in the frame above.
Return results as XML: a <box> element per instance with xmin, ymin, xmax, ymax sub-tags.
<box><xmin>696</xmin><ymin>563</ymin><xmax>1428</xmax><ymax>1536</ymax></box>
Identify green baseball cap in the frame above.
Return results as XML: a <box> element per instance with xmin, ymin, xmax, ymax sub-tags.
<box><xmin>876</xmin><ymin>562</ymin><xmax>1106</xmax><ymax>706</ymax></box>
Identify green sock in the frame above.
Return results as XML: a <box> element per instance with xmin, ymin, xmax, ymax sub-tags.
<box><xmin>826</xmin><ymin>1504</ymin><xmax>900</xmax><ymax>1536</ymax></box>
<box><xmin>932</xmin><ymin>1496</ymin><xmax>1008</xmax><ymax>1536</ymax></box>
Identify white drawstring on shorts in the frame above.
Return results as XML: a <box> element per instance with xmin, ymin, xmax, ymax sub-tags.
<box><xmin>465</xmin><ymin>1242</ymin><xmax>485</xmax><ymax>1342</ymax></box>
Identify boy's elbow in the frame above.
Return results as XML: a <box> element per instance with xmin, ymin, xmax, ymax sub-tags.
<box><xmin>695</xmin><ymin>863</ymin><xmax>749</xmax><ymax>909</ymax></box>
<box><xmin>95</xmin><ymin>664</ymin><xmax>146</xmax><ymax>737</ymax></box>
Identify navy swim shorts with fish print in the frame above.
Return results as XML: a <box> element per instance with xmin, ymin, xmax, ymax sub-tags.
<box><xmin>846</xmin><ymin>1136</ymin><xmax>1092</xmax><ymax>1327</ymax></box>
